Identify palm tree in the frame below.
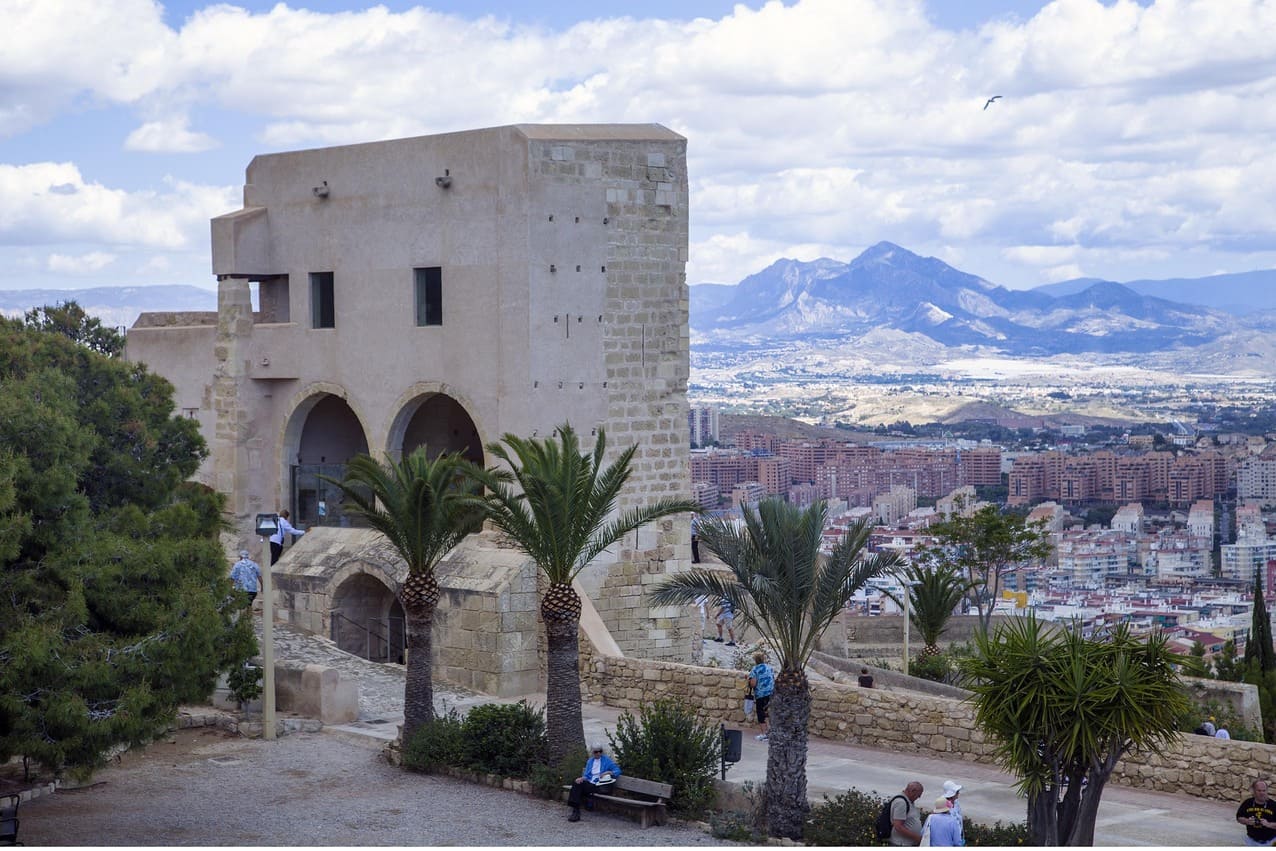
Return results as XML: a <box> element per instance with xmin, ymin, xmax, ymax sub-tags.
<box><xmin>475</xmin><ymin>423</ymin><xmax>699</xmax><ymax>765</ymax></box>
<box><xmin>884</xmin><ymin>563</ymin><xmax>971</xmax><ymax>660</ymax></box>
<box><xmin>650</xmin><ymin>499</ymin><xmax>900</xmax><ymax>839</ymax></box>
<box><xmin>322</xmin><ymin>448</ymin><xmax>482</xmax><ymax>739</ymax></box>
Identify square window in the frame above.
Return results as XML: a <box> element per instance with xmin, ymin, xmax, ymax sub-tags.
<box><xmin>310</xmin><ymin>272</ymin><xmax>335</xmax><ymax>329</ymax></box>
<box><xmin>414</xmin><ymin>267</ymin><xmax>442</xmax><ymax>326</ymax></box>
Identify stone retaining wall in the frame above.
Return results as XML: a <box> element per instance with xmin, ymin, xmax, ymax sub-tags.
<box><xmin>581</xmin><ymin>651</ymin><xmax>1276</xmax><ymax>803</ymax></box>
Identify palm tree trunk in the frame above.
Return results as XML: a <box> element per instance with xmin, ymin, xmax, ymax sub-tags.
<box><xmin>764</xmin><ymin>674</ymin><xmax>811</xmax><ymax>839</ymax></box>
<box><xmin>402</xmin><ymin>605</ymin><xmax>436</xmax><ymax>740</ymax></box>
<box><xmin>544</xmin><ymin>616</ymin><xmax>586</xmax><ymax>765</ymax></box>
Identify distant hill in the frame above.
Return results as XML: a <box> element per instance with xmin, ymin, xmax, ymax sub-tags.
<box><xmin>690</xmin><ymin>242</ymin><xmax>1235</xmax><ymax>357</ymax></box>
<box><xmin>0</xmin><ymin>285</ymin><xmax>217</xmax><ymax>329</ymax></box>
<box><xmin>1037</xmin><ymin>270</ymin><xmax>1276</xmax><ymax>315</ymax></box>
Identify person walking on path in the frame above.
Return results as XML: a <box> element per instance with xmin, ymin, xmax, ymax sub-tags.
<box><xmin>691</xmin><ymin>514</ymin><xmax>701</xmax><ymax>564</ymax></box>
<box><xmin>229</xmin><ymin>550</ymin><xmax>261</xmax><ymax>602</ymax></box>
<box><xmin>567</xmin><ymin>742</ymin><xmax>621</xmax><ymax>822</ymax></box>
<box><xmin>940</xmin><ymin>780</ymin><xmax>964</xmax><ymax>845</ymax></box>
<box><xmin>269</xmin><ymin>510</ymin><xmax>305</xmax><ymax>565</ymax></box>
<box><xmin>891</xmin><ymin>781</ymin><xmax>924</xmax><ymax>846</ymax></box>
<box><xmin>748</xmin><ymin>651</ymin><xmax>775</xmax><ymax>742</ymax></box>
<box><xmin>714</xmin><ymin>598</ymin><xmax>736</xmax><ymax>645</ymax></box>
<box><xmin>921</xmin><ymin>796</ymin><xmax>963</xmax><ymax>847</ymax></box>
<box><xmin>858</xmin><ymin>667</ymin><xmax>874</xmax><ymax>688</ymax></box>
<box><xmin>1237</xmin><ymin>779</ymin><xmax>1276</xmax><ymax>846</ymax></box>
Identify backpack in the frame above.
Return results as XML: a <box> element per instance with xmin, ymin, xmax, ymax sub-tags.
<box><xmin>875</xmin><ymin>795</ymin><xmax>908</xmax><ymax>840</ymax></box>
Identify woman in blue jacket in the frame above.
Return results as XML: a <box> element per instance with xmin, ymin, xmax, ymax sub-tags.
<box><xmin>567</xmin><ymin>742</ymin><xmax>622</xmax><ymax>821</ymax></box>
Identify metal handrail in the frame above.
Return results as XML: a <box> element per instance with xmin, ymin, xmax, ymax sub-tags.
<box><xmin>330</xmin><ymin>611</ymin><xmax>392</xmax><ymax>661</ymax></box>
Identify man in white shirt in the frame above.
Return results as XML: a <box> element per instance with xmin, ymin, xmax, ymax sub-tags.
<box><xmin>269</xmin><ymin>510</ymin><xmax>305</xmax><ymax>565</ymax></box>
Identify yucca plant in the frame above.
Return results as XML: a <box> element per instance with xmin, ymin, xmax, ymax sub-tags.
<box><xmin>322</xmin><ymin>448</ymin><xmax>482</xmax><ymax>739</ymax></box>
<box><xmin>473</xmin><ymin>423</ymin><xmax>698</xmax><ymax>765</ymax></box>
<box><xmin>650</xmin><ymin>500</ymin><xmax>899</xmax><ymax>840</ymax></box>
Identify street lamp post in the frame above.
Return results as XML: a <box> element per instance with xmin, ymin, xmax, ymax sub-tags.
<box><xmin>254</xmin><ymin>513</ymin><xmax>279</xmax><ymax>741</ymax></box>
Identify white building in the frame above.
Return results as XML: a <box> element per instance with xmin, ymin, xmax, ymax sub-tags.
<box><xmin>688</xmin><ymin>405</ymin><xmax>720</xmax><ymax>447</ymax></box>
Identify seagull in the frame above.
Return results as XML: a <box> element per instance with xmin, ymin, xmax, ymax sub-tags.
<box><xmin>983</xmin><ymin>95</ymin><xmax>1002</xmax><ymax>110</ymax></box>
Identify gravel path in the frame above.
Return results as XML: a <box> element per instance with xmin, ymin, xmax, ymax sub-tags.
<box><xmin>20</xmin><ymin>728</ymin><xmax>733</xmax><ymax>846</ymax></box>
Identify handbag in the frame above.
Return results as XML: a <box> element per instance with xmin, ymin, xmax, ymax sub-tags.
<box><xmin>744</xmin><ymin>697</ymin><xmax>756</xmax><ymax>718</ymax></box>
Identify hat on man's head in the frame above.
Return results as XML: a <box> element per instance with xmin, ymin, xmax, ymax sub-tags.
<box><xmin>933</xmin><ymin>797</ymin><xmax>952</xmax><ymax>812</ymax></box>
<box><xmin>942</xmin><ymin>780</ymin><xmax>962</xmax><ymax>797</ymax></box>
<box><xmin>239</xmin><ymin>550</ymin><xmax>251</xmax><ymax>559</ymax></box>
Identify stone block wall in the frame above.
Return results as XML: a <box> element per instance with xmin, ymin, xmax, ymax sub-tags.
<box><xmin>580</xmin><ymin>650</ymin><xmax>1276</xmax><ymax>803</ymax></box>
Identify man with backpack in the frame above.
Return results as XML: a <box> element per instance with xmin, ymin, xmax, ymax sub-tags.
<box><xmin>879</xmin><ymin>781</ymin><xmax>924</xmax><ymax>846</ymax></box>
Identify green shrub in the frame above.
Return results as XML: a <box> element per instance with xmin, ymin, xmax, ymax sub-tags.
<box><xmin>910</xmin><ymin>652</ymin><xmax>954</xmax><ymax>684</ymax></box>
<box><xmin>529</xmin><ymin>745</ymin><xmax>589</xmax><ymax>800</ymax></box>
<box><xmin>226</xmin><ymin>664</ymin><xmax>262</xmax><ymax>707</ymax></box>
<box><xmin>964</xmin><ymin>819</ymin><xmax>1031</xmax><ymax>845</ymax></box>
<box><xmin>804</xmin><ymin>788</ymin><xmax>885</xmax><ymax>846</ymax></box>
<box><xmin>401</xmin><ymin>709</ymin><xmax>465</xmax><ymax>774</ymax></box>
<box><xmin>608</xmin><ymin>697</ymin><xmax>721</xmax><ymax>817</ymax></box>
<box><xmin>459</xmin><ymin>700</ymin><xmax>547</xmax><ymax>778</ymax></box>
<box><xmin>710</xmin><ymin>810</ymin><xmax>764</xmax><ymax>842</ymax></box>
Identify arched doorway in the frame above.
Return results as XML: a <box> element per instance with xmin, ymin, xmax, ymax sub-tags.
<box><xmin>329</xmin><ymin>571</ymin><xmax>405</xmax><ymax>663</ymax></box>
<box><xmin>391</xmin><ymin>392</ymin><xmax>483</xmax><ymax>464</ymax></box>
<box><xmin>286</xmin><ymin>393</ymin><xmax>371</xmax><ymax>528</ymax></box>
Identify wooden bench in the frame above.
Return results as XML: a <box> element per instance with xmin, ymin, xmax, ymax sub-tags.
<box><xmin>563</xmin><ymin>776</ymin><xmax>674</xmax><ymax>828</ymax></box>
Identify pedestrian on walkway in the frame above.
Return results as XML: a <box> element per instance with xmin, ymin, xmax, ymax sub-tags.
<box><xmin>1237</xmin><ymin>779</ymin><xmax>1276</xmax><ymax>846</ymax></box>
<box><xmin>691</xmin><ymin>514</ymin><xmax>701</xmax><ymax>564</ymax></box>
<box><xmin>858</xmin><ymin>667</ymin><xmax>874</xmax><ymax>688</ymax></box>
<box><xmin>921</xmin><ymin>796</ymin><xmax>963</xmax><ymax>847</ymax></box>
<box><xmin>269</xmin><ymin>510</ymin><xmax>305</xmax><ymax>565</ymax></box>
<box><xmin>748</xmin><ymin>651</ymin><xmax>775</xmax><ymax>742</ymax></box>
<box><xmin>1217</xmin><ymin>726</ymin><xmax>1232</xmax><ymax>740</ymax></box>
<box><xmin>567</xmin><ymin>742</ymin><xmax>621</xmax><ymax>822</ymax></box>
<box><xmin>229</xmin><ymin>550</ymin><xmax>261</xmax><ymax>602</ymax></box>
<box><xmin>940</xmin><ymin>780</ymin><xmax>964</xmax><ymax>845</ymax></box>
<box><xmin>714</xmin><ymin>598</ymin><xmax>736</xmax><ymax>645</ymax></box>
<box><xmin>695</xmin><ymin>595</ymin><xmax>709</xmax><ymax>638</ymax></box>
<box><xmin>891</xmin><ymin>781</ymin><xmax>924</xmax><ymax>846</ymax></box>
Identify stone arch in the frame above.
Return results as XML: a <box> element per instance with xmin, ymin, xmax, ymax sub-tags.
<box><xmin>278</xmin><ymin>383</ymin><xmax>373</xmax><ymax>528</ymax></box>
<box><xmin>329</xmin><ymin>564</ymin><xmax>405</xmax><ymax>663</ymax></box>
<box><xmin>385</xmin><ymin>383</ymin><xmax>485</xmax><ymax>465</ymax></box>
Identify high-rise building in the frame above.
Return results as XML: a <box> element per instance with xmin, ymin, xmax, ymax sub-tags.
<box><xmin>688</xmin><ymin>405</ymin><xmax>720</xmax><ymax>447</ymax></box>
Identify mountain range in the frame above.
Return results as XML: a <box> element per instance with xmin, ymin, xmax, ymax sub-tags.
<box><xmin>691</xmin><ymin>242</ymin><xmax>1274</xmax><ymax>363</ymax></box>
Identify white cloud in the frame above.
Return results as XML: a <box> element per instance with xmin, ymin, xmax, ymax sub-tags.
<box><xmin>5</xmin><ymin>0</ymin><xmax>1276</xmax><ymax>287</ymax></box>
<box><xmin>47</xmin><ymin>251</ymin><xmax>115</xmax><ymax>273</ymax></box>
<box><xmin>0</xmin><ymin>162</ymin><xmax>237</xmax><ymax>251</ymax></box>
<box><xmin>125</xmin><ymin>116</ymin><xmax>217</xmax><ymax>153</ymax></box>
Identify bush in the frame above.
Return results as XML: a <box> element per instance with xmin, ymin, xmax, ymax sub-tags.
<box><xmin>226</xmin><ymin>664</ymin><xmax>262</xmax><ymax>707</ymax></box>
<box><xmin>910</xmin><ymin>652</ymin><xmax>954</xmax><ymax>684</ymax></box>
<box><xmin>459</xmin><ymin>700</ymin><xmax>547</xmax><ymax>778</ymax></box>
<box><xmin>804</xmin><ymin>788</ymin><xmax>885</xmax><ymax>846</ymax></box>
<box><xmin>964</xmin><ymin>819</ymin><xmax>1031</xmax><ymax>845</ymax></box>
<box><xmin>711</xmin><ymin>779</ymin><xmax>767</xmax><ymax>842</ymax></box>
<box><xmin>608</xmin><ymin>697</ymin><xmax>722</xmax><ymax>817</ymax></box>
<box><xmin>529</xmin><ymin>745</ymin><xmax>589</xmax><ymax>800</ymax></box>
<box><xmin>401</xmin><ymin>709</ymin><xmax>465</xmax><ymax>774</ymax></box>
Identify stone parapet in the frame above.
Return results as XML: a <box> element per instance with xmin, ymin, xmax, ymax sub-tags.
<box><xmin>580</xmin><ymin>649</ymin><xmax>1276</xmax><ymax>803</ymax></box>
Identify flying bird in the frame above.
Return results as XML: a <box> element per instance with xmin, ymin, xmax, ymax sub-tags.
<box><xmin>983</xmin><ymin>95</ymin><xmax>1002</xmax><ymax>110</ymax></box>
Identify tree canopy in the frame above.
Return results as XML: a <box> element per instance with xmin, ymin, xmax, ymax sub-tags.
<box><xmin>0</xmin><ymin>316</ymin><xmax>253</xmax><ymax>777</ymax></box>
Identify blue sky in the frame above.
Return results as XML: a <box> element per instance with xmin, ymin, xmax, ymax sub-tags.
<box><xmin>6</xmin><ymin>0</ymin><xmax>1273</xmax><ymax>293</ymax></box>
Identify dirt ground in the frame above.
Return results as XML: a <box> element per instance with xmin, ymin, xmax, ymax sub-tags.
<box><xmin>17</xmin><ymin>728</ymin><xmax>729</xmax><ymax>846</ymax></box>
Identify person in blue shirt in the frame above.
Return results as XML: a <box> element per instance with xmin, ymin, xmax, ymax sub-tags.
<box><xmin>230</xmin><ymin>550</ymin><xmax>261</xmax><ymax>602</ymax></box>
<box><xmin>923</xmin><ymin>796</ymin><xmax>964</xmax><ymax>847</ymax></box>
<box><xmin>714</xmin><ymin>598</ymin><xmax>736</xmax><ymax>646</ymax></box>
<box><xmin>567</xmin><ymin>742</ymin><xmax>622</xmax><ymax>822</ymax></box>
<box><xmin>748</xmin><ymin>651</ymin><xmax>775</xmax><ymax>742</ymax></box>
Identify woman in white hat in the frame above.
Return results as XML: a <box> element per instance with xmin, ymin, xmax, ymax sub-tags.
<box><xmin>941</xmin><ymin>780</ymin><xmax>964</xmax><ymax>844</ymax></box>
<box><xmin>921</xmin><ymin>796</ymin><xmax>963</xmax><ymax>847</ymax></box>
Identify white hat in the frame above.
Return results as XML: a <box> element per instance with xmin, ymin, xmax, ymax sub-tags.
<box><xmin>933</xmin><ymin>797</ymin><xmax>952</xmax><ymax>812</ymax></box>
<box><xmin>239</xmin><ymin>550</ymin><xmax>251</xmax><ymax>559</ymax></box>
<box><xmin>942</xmin><ymin>780</ymin><xmax>962</xmax><ymax>797</ymax></box>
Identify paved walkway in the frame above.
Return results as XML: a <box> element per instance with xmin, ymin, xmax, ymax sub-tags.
<box><xmin>288</xmin><ymin>622</ymin><xmax>1241</xmax><ymax>846</ymax></box>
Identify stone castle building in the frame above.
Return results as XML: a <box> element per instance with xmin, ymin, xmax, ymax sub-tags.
<box><xmin>127</xmin><ymin>124</ymin><xmax>697</xmax><ymax>688</ymax></box>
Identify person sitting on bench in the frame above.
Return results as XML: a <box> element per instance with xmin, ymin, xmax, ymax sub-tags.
<box><xmin>567</xmin><ymin>742</ymin><xmax>622</xmax><ymax>822</ymax></box>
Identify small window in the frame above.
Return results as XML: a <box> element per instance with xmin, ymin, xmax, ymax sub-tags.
<box><xmin>310</xmin><ymin>272</ymin><xmax>334</xmax><ymax>329</ymax></box>
<box><xmin>414</xmin><ymin>267</ymin><xmax>442</xmax><ymax>326</ymax></box>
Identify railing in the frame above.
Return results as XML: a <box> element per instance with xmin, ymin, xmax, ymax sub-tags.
<box><xmin>330</xmin><ymin>612</ymin><xmax>400</xmax><ymax>663</ymax></box>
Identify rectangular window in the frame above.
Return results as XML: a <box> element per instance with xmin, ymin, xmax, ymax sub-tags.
<box><xmin>310</xmin><ymin>272</ymin><xmax>335</xmax><ymax>329</ymax></box>
<box><xmin>414</xmin><ymin>267</ymin><xmax>442</xmax><ymax>326</ymax></box>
